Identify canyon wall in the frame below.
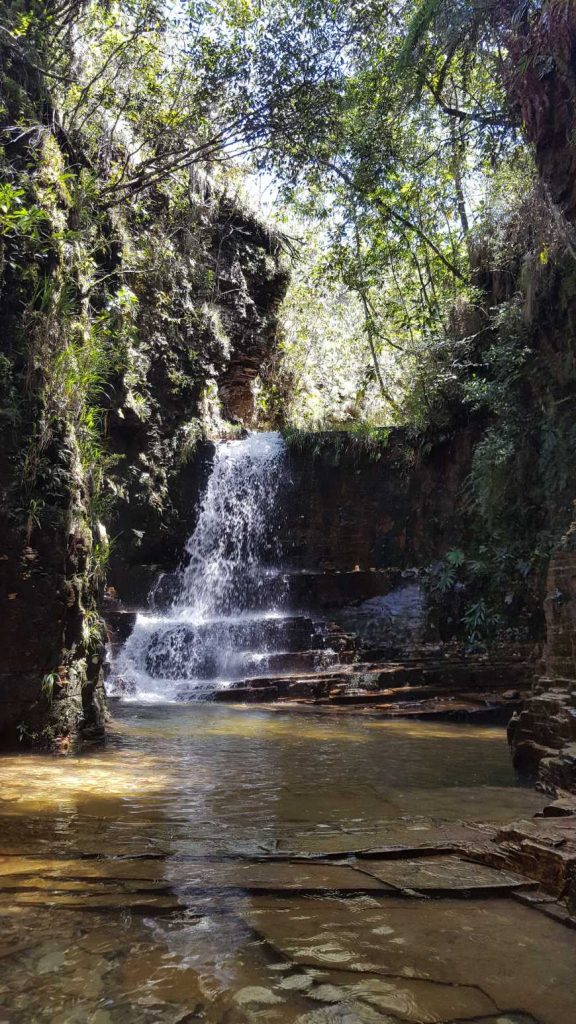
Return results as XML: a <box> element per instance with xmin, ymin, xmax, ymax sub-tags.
<box><xmin>0</xmin><ymin>27</ymin><xmax>288</xmax><ymax>745</ymax></box>
<box><xmin>510</xmin><ymin>538</ymin><xmax>576</xmax><ymax>793</ymax></box>
<box><xmin>282</xmin><ymin>428</ymin><xmax>478</xmax><ymax>571</ymax></box>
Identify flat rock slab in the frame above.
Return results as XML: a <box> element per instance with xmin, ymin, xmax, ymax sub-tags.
<box><xmin>241</xmin><ymin>894</ymin><xmax>576</xmax><ymax>1023</ymax></box>
<box><xmin>356</xmin><ymin>855</ymin><xmax>537</xmax><ymax>895</ymax></box>
<box><xmin>156</xmin><ymin>859</ymin><xmax>393</xmax><ymax>894</ymax></box>
<box><xmin>449</xmin><ymin>1017</ymin><xmax>540</xmax><ymax>1024</ymax></box>
<box><xmin>0</xmin><ymin>890</ymin><xmax>181</xmax><ymax>910</ymax></box>
<box><xmin>0</xmin><ymin>856</ymin><xmax>390</xmax><ymax>894</ymax></box>
<box><xmin>495</xmin><ymin>815</ymin><xmax>576</xmax><ymax>853</ymax></box>
<box><xmin>541</xmin><ymin>795</ymin><xmax>576</xmax><ymax>817</ymax></box>
<box><xmin>275</xmin><ymin>971</ymin><xmax>497</xmax><ymax>1023</ymax></box>
<box><xmin>276</xmin><ymin>821</ymin><xmax>500</xmax><ymax>859</ymax></box>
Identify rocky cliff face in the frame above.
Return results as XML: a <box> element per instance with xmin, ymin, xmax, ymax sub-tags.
<box><xmin>498</xmin><ymin>246</ymin><xmax>576</xmax><ymax>794</ymax></box>
<box><xmin>0</xmin><ymin>429</ymin><xmax>107</xmax><ymax>748</ymax></box>
<box><xmin>509</xmin><ymin>0</ymin><xmax>576</xmax><ymax>223</ymax></box>
<box><xmin>0</xmin><ymin>200</ymin><xmax>287</xmax><ymax>747</ymax></box>
<box><xmin>510</xmin><ymin>537</ymin><xmax>576</xmax><ymax>793</ymax></box>
<box><xmin>0</xmin><ymin>30</ymin><xmax>288</xmax><ymax>746</ymax></box>
<box><xmin>503</xmin><ymin>7</ymin><xmax>576</xmax><ymax>793</ymax></box>
<box><xmin>104</xmin><ymin>198</ymin><xmax>288</xmax><ymax>577</ymax></box>
<box><xmin>282</xmin><ymin>428</ymin><xmax>479</xmax><ymax>572</ymax></box>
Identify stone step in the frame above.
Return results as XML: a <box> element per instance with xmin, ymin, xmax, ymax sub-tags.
<box><xmin>246</xmin><ymin>649</ymin><xmax>339</xmax><ymax>675</ymax></box>
<box><xmin>215</xmin><ymin>691</ymin><xmax>523</xmax><ymax>723</ymax></box>
<box><xmin>174</xmin><ymin>650</ymin><xmax>340</xmax><ymax>695</ymax></box>
<box><xmin>106</xmin><ymin>606</ymin><xmax>355</xmax><ymax>647</ymax></box>
<box><xmin>149</xmin><ymin>570</ymin><xmax>289</xmax><ymax>614</ymax></box>
<box><xmin>318</xmin><ymin>681</ymin><xmax>523</xmax><ymax>707</ymax></box>
<box><xmin>144</xmin><ymin>616</ymin><xmax>327</xmax><ymax>681</ymax></box>
<box><xmin>537</xmin><ymin>676</ymin><xmax>576</xmax><ymax>687</ymax></box>
<box><xmin>137</xmin><ymin>567</ymin><xmax>408</xmax><ymax>613</ymax></box>
<box><xmin>210</xmin><ymin>658</ymin><xmax>533</xmax><ymax>706</ymax></box>
<box><xmin>213</xmin><ymin>670</ymin><xmax>348</xmax><ymax>703</ymax></box>
<box><xmin>321</xmin><ymin>697</ymin><xmax>520</xmax><ymax>724</ymax></box>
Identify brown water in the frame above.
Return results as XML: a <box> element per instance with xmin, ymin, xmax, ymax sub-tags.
<box><xmin>0</xmin><ymin>702</ymin><xmax>573</xmax><ymax>1024</ymax></box>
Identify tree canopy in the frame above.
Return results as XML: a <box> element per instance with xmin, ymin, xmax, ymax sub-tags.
<box><xmin>3</xmin><ymin>0</ymin><xmax>576</xmax><ymax>645</ymax></box>
<box><xmin>3</xmin><ymin>0</ymin><xmax>573</xmax><ymax>431</ymax></box>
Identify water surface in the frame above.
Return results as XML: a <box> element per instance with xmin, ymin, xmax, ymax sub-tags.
<box><xmin>0</xmin><ymin>704</ymin><xmax>573</xmax><ymax>1024</ymax></box>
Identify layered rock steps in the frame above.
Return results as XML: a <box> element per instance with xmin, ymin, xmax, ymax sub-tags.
<box><xmin>213</xmin><ymin>656</ymin><xmax>532</xmax><ymax>720</ymax></box>
<box><xmin>107</xmin><ymin>558</ymin><xmax>534</xmax><ymax>716</ymax></box>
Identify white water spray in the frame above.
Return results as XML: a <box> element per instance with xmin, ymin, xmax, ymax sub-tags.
<box><xmin>176</xmin><ymin>431</ymin><xmax>285</xmax><ymax>618</ymax></box>
<box><xmin>113</xmin><ymin>432</ymin><xmax>290</xmax><ymax>701</ymax></box>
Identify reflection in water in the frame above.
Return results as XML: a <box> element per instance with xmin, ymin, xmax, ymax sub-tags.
<box><xmin>0</xmin><ymin>704</ymin><xmax>544</xmax><ymax>851</ymax></box>
<box><xmin>0</xmin><ymin>703</ymin><xmax>573</xmax><ymax>1023</ymax></box>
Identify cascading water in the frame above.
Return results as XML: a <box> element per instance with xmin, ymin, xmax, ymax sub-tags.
<box><xmin>176</xmin><ymin>431</ymin><xmax>285</xmax><ymax>619</ymax></box>
<box><xmin>113</xmin><ymin>431</ymin><xmax>316</xmax><ymax>701</ymax></box>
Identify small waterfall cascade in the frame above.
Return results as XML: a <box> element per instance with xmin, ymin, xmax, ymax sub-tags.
<box><xmin>176</xmin><ymin>430</ymin><xmax>285</xmax><ymax>619</ymax></box>
<box><xmin>113</xmin><ymin>432</ymin><xmax>336</xmax><ymax>701</ymax></box>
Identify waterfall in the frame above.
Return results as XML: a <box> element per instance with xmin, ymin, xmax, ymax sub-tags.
<box><xmin>112</xmin><ymin>432</ymin><xmax>292</xmax><ymax>701</ymax></box>
<box><xmin>176</xmin><ymin>431</ymin><xmax>285</xmax><ymax>618</ymax></box>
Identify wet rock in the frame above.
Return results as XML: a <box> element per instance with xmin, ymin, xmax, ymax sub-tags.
<box><xmin>509</xmin><ymin>545</ymin><xmax>576</xmax><ymax>795</ymax></box>
<box><xmin>234</xmin><ymin>987</ymin><xmax>284</xmax><ymax>1006</ymax></box>
<box><xmin>450</xmin><ymin>1017</ymin><xmax>540</xmax><ymax>1024</ymax></box>
<box><xmin>356</xmin><ymin>856</ymin><xmax>535</xmax><ymax>896</ymax></box>
<box><xmin>502</xmin><ymin>689</ymin><xmax>521</xmax><ymax>701</ymax></box>
<box><xmin>294</xmin><ymin>1006</ymin><xmax>397</xmax><ymax>1023</ymax></box>
<box><xmin>278</xmin><ymin>974</ymin><xmax>314</xmax><ymax>992</ymax></box>
<box><xmin>146</xmin><ymin>626</ymin><xmax>219</xmax><ymax>681</ymax></box>
<box><xmin>106</xmin><ymin>609</ymin><xmax>138</xmax><ymax>641</ymax></box>
<box><xmin>332</xmin><ymin>584</ymin><xmax>428</xmax><ymax>655</ymax></box>
<box><xmin>541</xmin><ymin>796</ymin><xmax>576</xmax><ymax>817</ymax></box>
<box><xmin>243</xmin><ymin>895</ymin><xmax>576</xmax><ymax>1022</ymax></box>
<box><xmin>492</xmin><ymin>817</ymin><xmax>576</xmax><ymax>911</ymax></box>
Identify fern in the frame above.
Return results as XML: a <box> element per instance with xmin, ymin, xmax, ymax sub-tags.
<box><xmin>539</xmin><ymin>418</ymin><xmax>576</xmax><ymax>498</ymax></box>
<box><xmin>398</xmin><ymin>0</ymin><xmax>445</xmax><ymax>69</ymax></box>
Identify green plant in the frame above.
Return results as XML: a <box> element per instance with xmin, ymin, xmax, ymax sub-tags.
<box><xmin>89</xmin><ymin>539</ymin><xmax>113</xmax><ymax>588</ymax></box>
<box><xmin>432</xmin><ymin>548</ymin><xmax>466</xmax><ymax>592</ymax></box>
<box><xmin>41</xmin><ymin>672</ymin><xmax>58</xmax><ymax>703</ymax></box>
<box><xmin>13</xmin><ymin>497</ymin><xmax>45</xmax><ymax>545</ymax></box>
<box><xmin>16</xmin><ymin>723</ymin><xmax>39</xmax><ymax>744</ymax></box>
<box><xmin>178</xmin><ymin>419</ymin><xmax>204</xmax><ymax>464</ymax></box>
<box><xmin>0</xmin><ymin>183</ymin><xmax>47</xmax><ymax>239</ymax></box>
<box><xmin>462</xmin><ymin>599</ymin><xmax>501</xmax><ymax>646</ymax></box>
<box><xmin>82</xmin><ymin>610</ymin><xmax>105</xmax><ymax>656</ymax></box>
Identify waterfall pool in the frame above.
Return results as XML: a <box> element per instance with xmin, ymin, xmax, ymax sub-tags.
<box><xmin>0</xmin><ymin>702</ymin><xmax>574</xmax><ymax>1023</ymax></box>
<box><xmin>7</xmin><ymin>431</ymin><xmax>571</xmax><ymax>1022</ymax></box>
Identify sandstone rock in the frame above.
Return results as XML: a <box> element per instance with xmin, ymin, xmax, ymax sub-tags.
<box><xmin>509</xmin><ymin>543</ymin><xmax>576</xmax><ymax>795</ymax></box>
<box><xmin>541</xmin><ymin>796</ymin><xmax>576</xmax><ymax>817</ymax></box>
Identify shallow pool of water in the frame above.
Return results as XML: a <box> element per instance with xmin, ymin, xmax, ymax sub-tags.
<box><xmin>0</xmin><ymin>703</ymin><xmax>573</xmax><ymax>1024</ymax></box>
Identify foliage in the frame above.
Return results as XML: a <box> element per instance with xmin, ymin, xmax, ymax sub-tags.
<box><xmin>41</xmin><ymin>671</ymin><xmax>58</xmax><ymax>703</ymax></box>
<box><xmin>266</xmin><ymin>231</ymin><xmax>391</xmax><ymax>429</ymax></box>
<box><xmin>0</xmin><ymin>0</ymin><xmax>543</xmax><ymax>443</ymax></box>
<box><xmin>0</xmin><ymin>183</ymin><xmax>47</xmax><ymax>240</ymax></box>
<box><xmin>3</xmin><ymin>0</ymin><xmax>576</xmax><ymax>670</ymax></box>
<box><xmin>228</xmin><ymin>0</ymin><xmax>523</xmax><ymax>429</ymax></box>
<box><xmin>283</xmin><ymin>424</ymin><xmax>396</xmax><ymax>464</ymax></box>
<box><xmin>429</xmin><ymin>542</ymin><xmax>546</xmax><ymax>646</ymax></box>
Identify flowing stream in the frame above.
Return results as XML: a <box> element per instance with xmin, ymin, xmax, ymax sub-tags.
<box><xmin>0</xmin><ymin>708</ymin><xmax>573</xmax><ymax>1024</ymax></box>
<box><xmin>1</xmin><ymin>431</ymin><xmax>575</xmax><ymax>1021</ymax></box>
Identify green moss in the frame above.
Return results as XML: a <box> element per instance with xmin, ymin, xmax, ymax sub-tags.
<box><xmin>283</xmin><ymin>425</ymin><xmax>399</xmax><ymax>464</ymax></box>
